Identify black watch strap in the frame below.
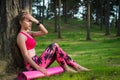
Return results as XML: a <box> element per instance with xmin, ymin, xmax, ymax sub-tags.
<box><xmin>37</xmin><ymin>22</ymin><xmax>40</xmax><ymax>25</ymax></box>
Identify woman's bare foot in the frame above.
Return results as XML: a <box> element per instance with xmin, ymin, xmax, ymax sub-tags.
<box><xmin>75</xmin><ymin>65</ymin><xmax>90</xmax><ymax>72</ymax></box>
<box><xmin>64</xmin><ymin>65</ymin><xmax>77</xmax><ymax>73</ymax></box>
<box><xmin>77</xmin><ymin>66</ymin><xmax>90</xmax><ymax>72</ymax></box>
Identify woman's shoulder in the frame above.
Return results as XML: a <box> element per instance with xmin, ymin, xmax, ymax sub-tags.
<box><xmin>17</xmin><ymin>32</ymin><xmax>27</xmax><ymax>40</ymax></box>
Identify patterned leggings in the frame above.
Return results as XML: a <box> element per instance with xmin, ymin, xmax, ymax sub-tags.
<box><xmin>25</xmin><ymin>43</ymin><xmax>78</xmax><ymax>71</ymax></box>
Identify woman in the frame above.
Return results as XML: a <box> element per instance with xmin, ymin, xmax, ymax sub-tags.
<box><xmin>17</xmin><ymin>11</ymin><xmax>89</xmax><ymax>75</ymax></box>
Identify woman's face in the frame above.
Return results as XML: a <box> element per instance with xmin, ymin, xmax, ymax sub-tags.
<box><xmin>19</xmin><ymin>18</ymin><xmax>32</xmax><ymax>30</ymax></box>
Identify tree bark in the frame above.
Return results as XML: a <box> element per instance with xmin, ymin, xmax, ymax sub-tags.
<box><xmin>0</xmin><ymin>0</ymin><xmax>7</xmax><ymax>58</ymax></box>
<box><xmin>0</xmin><ymin>0</ymin><xmax>31</xmax><ymax>72</ymax></box>
<box><xmin>29</xmin><ymin>0</ymin><xmax>33</xmax><ymax>14</ymax></box>
<box><xmin>54</xmin><ymin>0</ymin><xmax>58</xmax><ymax>32</ymax></box>
<box><xmin>100</xmin><ymin>0</ymin><xmax>103</xmax><ymax>30</ymax></box>
<box><xmin>42</xmin><ymin>0</ymin><xmax>45</xmax><ymax>24</ymax></box>
<box><xmin>63</xmin><ymin>0</ymin><xmax>68</xmax><ymax>24</ymax></box>
<box><xmin>86</xmin><ymin>0</ymin><xmax>91</xmax><ymax>40</ymax></box>
<box><xmin>58</xmin><ymin>0</ymin><xmax>62</xmax><ymax>38</ymax></box>
<box><xmin>116</xmin><ymin>0</ymin><xmax>120</xmax><ymax>36</ymax></box>
<box><xmin>105</xmin><ymin>0</ymin><xmax>110</xmax><ymax>35</ymax></box>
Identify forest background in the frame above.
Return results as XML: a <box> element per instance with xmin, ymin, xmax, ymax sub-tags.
<box><xmin>0</xmin><ymin>0</ymin><xmax>120</xmax><ymax>80</ymax></box>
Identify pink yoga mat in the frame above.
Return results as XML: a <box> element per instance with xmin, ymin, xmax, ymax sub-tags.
<box><xmin>17</xmin><ymin>66</ymin><xmax>64</xmax><ymax>80</ymax></box>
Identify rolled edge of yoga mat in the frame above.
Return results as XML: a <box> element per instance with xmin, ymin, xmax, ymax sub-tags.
<box><xmin>17</xmin><ymin>66</ymin><xmax>64</xmax><ymax>80</ymax></box>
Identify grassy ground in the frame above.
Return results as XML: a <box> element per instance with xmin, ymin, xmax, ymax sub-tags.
<box><xmin>33</xmin><ymin>19</ymin><xmax>120</xmax><ymax>80</ymax></box>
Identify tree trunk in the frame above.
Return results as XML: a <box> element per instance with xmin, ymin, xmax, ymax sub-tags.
<box><xmin>86</xmin><ymin>0</ymin><xmax>91</xmax><ymax>40</ymax></box>
<box><xmin>63</xmin><ymin>0</ymin><xmax>68</xmax><ymax>24</ymax></box>
<box><xmin>54</xmin><ymin>0</ymin><xmax>58</xmax><ymax>32</ymax></box>
<box><xmin>116</xmin><ymin>0</ymin><xmax>120</xmax><ymax>36</ymax></box>
<box><xmin>0</xmin><ymin>0</ymin><xmax>31</xmax><ymax>72</ymax></box>
<box><xmin>105</xmin><ymin>0</ymin><xmax>110</xmax><ymax>35</ymax></box>
<box><xmin>100</xmin><ymin>0</ymin><xmax>103</xmax><ymax>30</ymax></box>
<box><xmin>46</xmin><ymin>0</ymin><xmax>50</xmax><ymax>19</ymax></box>
<box><xmin>58</xmin><ymin>0</ymin><xmax>62</xmax><ymax>38</ymax></box>
<box><xmin>29</xmin><ymin>0</ymin><xmax>33</xmax><ymax>14</ymax></box>
<box><xmin>0</xmin><ymin>0</ymin><xmax>7</xmax><ymax>58</ymax></box>
<box><xmin>0</xmin><ymin>0</ymin><xmax>21</xmax><ymax>70</ymax></box>
<box><xmin>42</xmin><ymin>0</ymin><xmax>45</xmax><ymax>24</ymax></box>
<box><xmin>95</xmin><ymin>0</ymin><xmax>100</xmax><ymax>25</ymax></box>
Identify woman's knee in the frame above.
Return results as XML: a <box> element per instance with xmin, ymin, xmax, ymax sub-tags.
<box><xmin>53</xmin><ymin>43</ymin><xmax>59</xmax><ymax>47</ymax></box>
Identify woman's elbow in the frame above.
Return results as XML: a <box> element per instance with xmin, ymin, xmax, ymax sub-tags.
<box><xmin>44</xmin><ymin>30</ymin><xmax>48</xmax><ymax>35</ymax></box>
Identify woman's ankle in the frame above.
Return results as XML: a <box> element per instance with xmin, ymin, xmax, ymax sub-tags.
<box><xmin>75</xmin><ymin>65</ymin><xmax>90</xmax><ymax>72</ymax></box>
<box><xmin>63</xmin><ymin>65</ymin><xmax>77</xmax><ymax>73</ymax></box>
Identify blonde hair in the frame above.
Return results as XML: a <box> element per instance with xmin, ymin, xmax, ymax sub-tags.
<box><xmin>17</xmin><ymin>10</ymin><xmax>28</xmax><ymax>22</ymax></box>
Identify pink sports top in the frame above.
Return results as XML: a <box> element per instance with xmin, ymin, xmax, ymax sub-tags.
<box><xmin>20</xmin><ymin>32</ymin><xmax>36</xmax><ymax>50</ymax></box>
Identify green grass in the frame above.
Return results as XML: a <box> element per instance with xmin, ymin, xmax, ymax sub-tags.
<box><xmin>34</xmin><ymin>19</ymin><xmax>120</xmax><ymax>80</ymax></box>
